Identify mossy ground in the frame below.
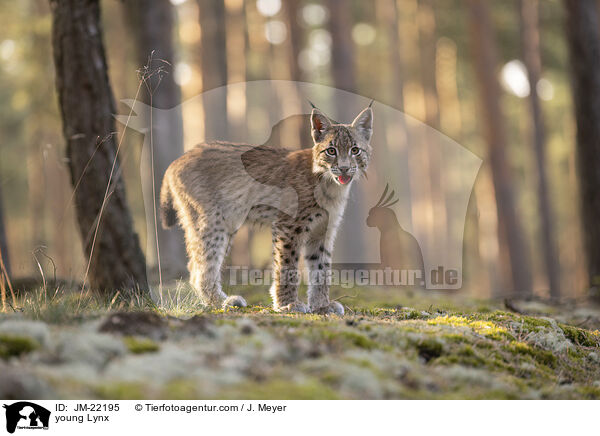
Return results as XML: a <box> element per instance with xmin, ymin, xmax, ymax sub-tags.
<box><xmin>1</xmin><ymin>284</ymin><xmax>599</xmax><ymax>399</ymax></box>
<box><xmin>0</xmin><ymin>334</ymin><xmax>39</xmax><ymax>358</ymax></box>
<box><xmin>123</xmin><ymin>336</ymin><xmax>160</xmax><ymax>354</ymax></box>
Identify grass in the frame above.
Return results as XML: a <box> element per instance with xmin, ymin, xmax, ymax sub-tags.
<box><xmin>13</xmin><ymin>286</ymin><xmax>156</xmax><ymax>324</ymax></box>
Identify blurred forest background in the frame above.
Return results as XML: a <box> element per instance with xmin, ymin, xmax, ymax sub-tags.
<box><xmin>0</xmin><ymin>0</ymin><xmax>599</xmax><ymax>303</ymax></box>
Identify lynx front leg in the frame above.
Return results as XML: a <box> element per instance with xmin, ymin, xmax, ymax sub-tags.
<box><xmin>305</xmin><ymin>231</ymin><xmax>344</xmax><ymax>316</ymax></box>
<box><xmin>270</xmin><ymin>226</ymin><xmax>309</xmax><ymax>313</ymax></box>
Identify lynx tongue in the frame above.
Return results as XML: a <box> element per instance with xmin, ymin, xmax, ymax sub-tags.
<box><xmin>337</xmin><ymin>175</ymin><xmax>352</xmax><ymax>185</ymax></box>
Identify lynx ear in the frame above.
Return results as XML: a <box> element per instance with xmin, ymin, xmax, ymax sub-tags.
<box><xmin>311</xmin><ymin>108</ymin><xmax>332</xmax><ymax>143</ymax></box>
<box><xmin>352</xmin><ymin>106</ymin><xmax>373</xmax><ymax>142</ymax></box>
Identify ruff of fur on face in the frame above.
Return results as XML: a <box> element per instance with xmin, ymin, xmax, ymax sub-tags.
<box><xmin>159</xmin><ymin>102</ymin><xmax>374</xmax><ymax>315</ymax></box>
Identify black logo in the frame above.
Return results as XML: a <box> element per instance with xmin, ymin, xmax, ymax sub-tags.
<box><xmin>2</xmin><ymin>402</ymin><xmax>50</xmax><ymax>434</ymax></box>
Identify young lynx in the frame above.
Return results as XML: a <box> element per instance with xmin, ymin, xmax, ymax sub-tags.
<box><xmin>160</xmin><ymin>105</ymin><xmax>373</xmax><ymax>315</ymax></box>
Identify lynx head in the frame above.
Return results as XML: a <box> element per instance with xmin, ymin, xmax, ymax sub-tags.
<box><xmin>310</xmin><ymin>104</ymin><xmax>373</xmax><ymax>186</ymax></box>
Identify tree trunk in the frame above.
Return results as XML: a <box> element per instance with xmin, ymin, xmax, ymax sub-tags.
<box><xmin>418</xmin><ymin>0</ymin><xmax>447</xmax><ymax>257</ymax></box>
<box><xmin>327</xmin><ymin>0</ymin><xmax>366</xmax><ymax>262</ymax></box>
<box><xmin>49</xmin><ymin>0</ymin><xmax>147</xmax><ymax>292</ymax></box>
<box><xmin>520</xmin><ymin>0</ymin><xmax>561</xmax><ymax>299</ymax></box>
<box><xmin>328</xmin><ymin>0</ymin><xmax>356</xmax><ymax>108</ymax></box>
<box><xmin>281</xmin><ymin>0</ymin><xmax>307</xmax><ymax>151</ymax></box>
<box><xmin>418</xmin><ymin>0</ymin><xmax>440</xmax><ymax>130</ymax></box>
<box><xmin>285</xmin><ymin>0</ymin><xmax>303</xmax><ymax>83</ymax></box>
<box><xmin>564</xmin><ymin>0</ymin><xmax>600</xmax><ymax>300</ymax></box>
<box><xmin>467</xmin><ymin>0</ymin><xmax>533</xmax><ymax>296</ymax></box>
<box><xmin>197</xmin><ymin>0</ymin><xmax>228</xmax><ymax>140</ymax></box>
<box><xmin>383</xmin><ymin>0</ymin><xmax>405</xmax><ymax>111</ymax></box>
<box><xmin>122</xmin><ymin>0</ymin><xmax>187</xmax><ymax>283</ymax></box>
<box><xmin>376</xmin><ymin>0</ymin><xmax>415</xmax><ymax>248</ymax></box>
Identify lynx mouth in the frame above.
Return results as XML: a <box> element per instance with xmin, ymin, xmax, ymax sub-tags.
<box><xmin>337</xmin><ymin>175</ymin><xmax>352</xmax><ymax>185</ymax></box>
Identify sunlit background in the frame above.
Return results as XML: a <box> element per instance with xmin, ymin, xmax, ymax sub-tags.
<box><xmin>0</xmin><ymin>0</ymin><xmax>584</xmax><ymax>300</ymax></box>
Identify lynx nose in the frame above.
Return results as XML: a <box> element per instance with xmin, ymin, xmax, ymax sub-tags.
<box><xmin>338</xmin><ymin>166</ymin><xmax>351</xmax><ymax>175</ymax></box>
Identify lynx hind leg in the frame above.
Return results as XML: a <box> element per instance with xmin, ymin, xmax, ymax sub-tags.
<box><xmin>182</xmin><ymin>208</ymin><xmax>246</xmax><ymax>309</ymax></box>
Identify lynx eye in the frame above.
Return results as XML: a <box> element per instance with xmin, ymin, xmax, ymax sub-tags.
<box><xmin>351</xmin><ymin>146</ymin><xmax>361</xmax><ymax>156</ymax></box>
<box><xmin>325</xmin><ymin>147</ymin><xmax>337</xmax><ymax>156</ymax></box>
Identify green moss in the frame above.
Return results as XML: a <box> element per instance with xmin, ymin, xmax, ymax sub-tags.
<box><xmin>432</xmin><ymin>344</ymin><xmax>488</xmax><ymax>367</ymax></box>
<box><xmin>482</xmin><ymin>311</ymin><xmax>518</xmax><ymax>324</ymax></box>
<box><xmin>503</xmin><ymin>341</ymin><xmax>557</xmax><ymax>368</ymax></box>
<box><xmin>574</xmin><ymin>385</ymin><xmax>600</xmax><ymax>399</ymax></box>
<box><xmin>123</xmin><ymin>336</ymin><xmax>160</xmax><ymax>354</ymax></box>
<box><xmin>458</xmin><ymin>344</ymin><xmax>476</xmax><ymax>356</ymax></box>
<box><xmin>559</xmin><ymin>324</ymin><xmax>600</xmax><ymax>347</ymax></box>
<box><xmin>415</xmin><ymin>338</ymin><xmax>444</xmax><ymax>362</ymax></box>
<box><xmin>268</xmin><ymin>318</ymin><xmax>303</xmax><ymax>328</ymax></box>
<box><xmin>482</xmin><ymin>312</ymin><xmax>549</xmax><ymax>331</ymax></box>
<box><xmin>485</xmin><ymin>312</ymin><xmax>555</xmax><ymax>334</ymax></box>
<box><xmin>322</xmin><ymin>330</ymin><xmax>379</xmax><ymax>350</ymax></box>
<box><xmin>485</xmin><ymin>352</ymin><xmax>519</xmax><ymax>375</ymax></box>
<box><xmin>318</xmin><ymin>371</ymin><xmax>341</xmax><ymax>385</ymax></box>
<box><xmin>220</xmin><ymin>380</ymin><xmax>339</xmax><ymax>400</ymax></box>
<box><xmin>516</xmin><ymin>316</ymin><xmax>553</xmax><ymax>331</ymax></box>
<box><xmin>95</xmin><ymin>382</ymin><xmax>146</xmax><ymax>399</ymax></box>
<box><xmin>214</xmin><ymin>319</ymin><xmax>236</xmax><ymax>326</ymax></box>
<box><xmin>162</xmin><ymin>380</ymin><xmax>198</xmax><ymax>399</ymax></box>
<box><xmin>345</xmin><ymin>357</ymin><xmax>380</xmax><ymax>370</ymax></box>
<box><xmin>231</xmin><ymin>305</ymin><xmax>271</xmax><ymax>315</ymax></box>
<box><xmin>0</xmin><ymin>334</ymin><xmax>39</xmax><ymax>358</ymax></box>
<box><xmin>506</xmin><ymin>341</ymin><xmax>532</xmax><ymax>354</ymax></box>
<box><xmin>434</xmin><ymin>354</ymin><xmax>486</xmax><ymax>367</ymax></box>
<box><xmin>357</xmin><ymin>308</ymin><xmax>399</xmax><ymax>317</ymax></box>
<box><xmin>427</xmin><ymin>315</ymin><xmax>514</xmax><ymax>341</ymax></box>
<box><xmin>567</xmin><ymin>347</ymin><xmax>585</xmax><ymax>361</ymax></box>
<box><xmin>441</xmin><ymin>333</ymin><xmax>469</xmax><ymax>343</ymax></box>
<box><xmin>345</xmin><ymin>332</ymin><xmax>378</xmax><ymax>349</ymax></box>
<box><xmin>394</xmin><ymin>325</ymin><xmax>424</xmax><ymax>334</ymax></box>
<box><xmin>402</xmin><ymin>309</ymin><xmax>424</xmax><ymax>320</ymax></box>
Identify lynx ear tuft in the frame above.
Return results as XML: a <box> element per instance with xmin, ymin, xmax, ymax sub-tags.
<box><xmin>352</xmin><ymin>106</ymin><xmax>373</xmax><ymax>142</ymax></box>
<box><xmin>311</xmin><ymin>108</ymin><xmax>332</xmax><ymax>143</ymax></box>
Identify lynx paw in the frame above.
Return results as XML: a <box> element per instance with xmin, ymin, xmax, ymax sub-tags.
<box><xmin>276</xmin><ymin>301</ymin><xmax>310</xmax><ymax>313</ymax></box>
<box><xmin>222</xmin><ymin>295</ymin><xmax>247</xmax><ymax>309</ymax></box>
<box><xmin>311</xmin><ymin>301</ymin><xmax>344</xmax><ymax>316</ymax></box>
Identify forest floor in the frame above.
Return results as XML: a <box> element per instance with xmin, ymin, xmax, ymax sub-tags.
<box><xmin>1</xmin><ymin>284</ymin><xmax>600</xmax><ymax>400</ymax></box>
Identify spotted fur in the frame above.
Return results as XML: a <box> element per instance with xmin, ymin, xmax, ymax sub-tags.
<box><xmin>160</xmin><ymin>106</ymin><xmax>373</xmax><ymax>314</ymax></box>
